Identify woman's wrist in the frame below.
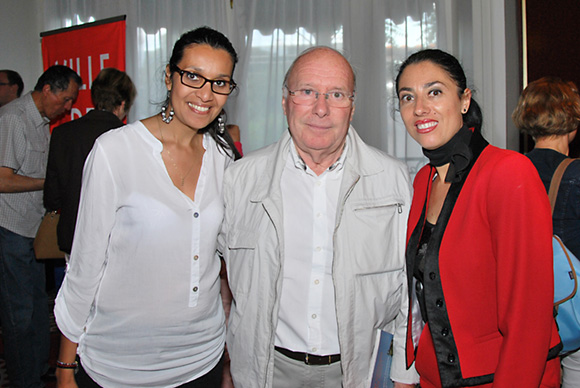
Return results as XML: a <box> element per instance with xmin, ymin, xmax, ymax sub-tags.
<box><xmin>56</xmin><ymin>359</ymin><xmax>78</xmax><ymax>369</ymax></box>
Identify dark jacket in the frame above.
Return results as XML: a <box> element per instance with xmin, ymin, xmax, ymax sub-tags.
<box><xmin>526</xmin><ymin>148</ymin><xmax>580</xmax><ymax>258</ymax></box>
<box><xmin>44</xmin><ymin>110</ymin><xmax>124</xmax><ymax>253</ymax></box>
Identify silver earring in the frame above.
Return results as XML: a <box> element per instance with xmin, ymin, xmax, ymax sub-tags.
<box><xmin>217</xmin><ymin>114</ymin><xmax>225</xmax><ymax>134</ymax></box>
<box><xmin>161</xmin><ymin>104</ymin><xmax>174</xmax><ymax>124</ymax></box>
<box><xmin>161</xmin><ymin>91</ymin><xmax>174</xmax><ymax>124</ymax></box>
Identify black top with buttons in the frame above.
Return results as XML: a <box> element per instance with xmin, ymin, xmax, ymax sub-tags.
<box><xmin>405</xmin><ymin>130</ymin><xmax>492</xmax><ymax>387</ymax></box>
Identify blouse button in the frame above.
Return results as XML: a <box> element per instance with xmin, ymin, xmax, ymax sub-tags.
<box><xmin>192</xmin><ymin>286</ymin><xmax>198</xmax><ymax>292</ymax></box>
<box><xmin>436</xmin><ymin>299</ymin><xmax>444</xmax><ymax>308</ymax></box>
<box><xmin>193</xmin><ymin>255</ymin><xmax>199</xmax><ymax>261</ymax></box>
<box><xmin>441</xmin><ymin>327</ymin><xmax>449</xmax><ymax>337</ymax></box>
<box><xmin>193</xmin><ymin>212</ymin><xmax>199</xmax><ymax>218</ymax></box>
<box><xmin>429</xmin><ymin>272</ymin><xmax>436</xmax><ymax>280</ymax></box>
<box><xmin>415</xmin><ymin>281</ymin><xmax>423</xmax><ymax>292</ymax></box>
<box><xmin>448</xmin><ymin>353</ymin><xmax>456</xmax><ymax>363</ymax></box>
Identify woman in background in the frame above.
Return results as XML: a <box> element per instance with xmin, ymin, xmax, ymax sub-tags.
<box><xmin>396</xmin><ymin>49</ymin><xmax>561</xmax><ymax>387</ymax></box>
<box><xmin>513</xmin><ymin>76</ymin><xmax>580</xmax><ymax>388</ymax></box>
<box><xmin>55</xmin><ymin>26</ymin><xmax>240</xmax><ymax>387</ymax></box>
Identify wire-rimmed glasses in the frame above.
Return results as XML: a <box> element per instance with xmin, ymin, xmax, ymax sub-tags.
<box><xmin>285</xmin><ymin>86</ymin><xmax>355</xmax><ymax>108</ymax></box>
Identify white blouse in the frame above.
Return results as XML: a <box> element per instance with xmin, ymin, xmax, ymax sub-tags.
<box><xmin>55</xmin><ymin>121</ymin><xmax>231</xmax><ymax>387</ymax></box>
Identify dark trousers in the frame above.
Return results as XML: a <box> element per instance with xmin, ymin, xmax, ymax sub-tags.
<box><xmin>75</xmin><ymin>355</ymin><xmax>224</xmax><ymax>388</ymax></box>
<box><xmin>0</xmin><ymin>226</ymin><xmax>50</xmax><ymax>388</ymax></box>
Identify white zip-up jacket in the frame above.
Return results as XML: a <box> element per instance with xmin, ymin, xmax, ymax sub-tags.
<box><xmin>218</xmin><ymin>127</ymin><xmax>419</xmax><ymax>387</ymax></box>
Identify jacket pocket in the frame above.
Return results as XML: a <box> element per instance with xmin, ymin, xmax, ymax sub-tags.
<box><xmin>228</xmin><ymin>228</ymin><xmax>258</xmax><ymax>250</ymax></box>
<box><xmin>345</xmin><ymin>199</ymin><xmax>406</xmax><ymax>274</ymax></box>
<box><xmin>354</xmin><ymin>271</ymin><xmax>404</xmax><ymax>327</ymax></box>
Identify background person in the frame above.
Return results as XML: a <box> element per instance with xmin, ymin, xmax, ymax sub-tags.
<box><xmin>396</xmin><ymin>49</ymin><xmax>561</xmax><ymax>388</ymax></box>
<box><xmin>512</xmin><ymin>76</ymin><xmax>580</xmax><ymax>388</ymax></box>
<box><xmin>0</xmin><ymin>69</ymin><xmax>24</xmax><ymax>107</ymax></box>
<box><xmin>0</xmin><ymin>64</ymin><xmax>81</xmax><ymax>387</ymax></box>
<box><xmin>44</xmin><ymin>68</ymin><xmax>137</xmax><ymax>260</ymax></box>
<box><xmin>218</xmin><ymin>46</ymin><xmax>418</xmax><ymax>388</ymax></box>
<box><xmin>54</xmin><ymin>27</ymin><xmax>240</xmax><ymax>387</ymax></box>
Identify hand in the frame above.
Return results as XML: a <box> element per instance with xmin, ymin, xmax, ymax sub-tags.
<box><xmin>221</xmin><ymin>345</ymin><xmax>235</xmax><ymax>388</ymax></box>
<box><xmin>393</xmin><ymin>382</ymin><xmax>417</xmax><ymax>388</ymax></box>
<box><xmin>56</xmin><ymin>367</ymin><xmax>78</xmax><ymax>388</ymax></box>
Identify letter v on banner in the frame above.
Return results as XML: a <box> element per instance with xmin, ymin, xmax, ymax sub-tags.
<box><xmin>40</xmin><ymin>15</ymin><xmax>126</xmax><ymax>131</ymax></box>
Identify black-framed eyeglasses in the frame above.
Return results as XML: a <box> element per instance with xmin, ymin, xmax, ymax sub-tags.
<box><xmin>173</xmin><ymin>66</ymin><xmax>236</xmax><ymax>95</ymax></box>
<box><xmin>0</xmin><ymin>82</ymin><xmax>11</xmax><ymax>86</ymax></box>
<box><xmin>285</xmin><ymin>86</ymin><xmax>355</xmax><ymax>108</ymax></box>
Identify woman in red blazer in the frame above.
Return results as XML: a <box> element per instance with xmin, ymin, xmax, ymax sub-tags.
<box><xmin>395</xmin><ymin>49</ymin><xmax>561</xmax><ymax>388</ymax></box>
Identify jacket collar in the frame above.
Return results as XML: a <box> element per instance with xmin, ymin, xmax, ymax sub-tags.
<box><xmin>249</xmin><ymin>125</ymin><xmax>384</xmax><ymax>204</ymax></box>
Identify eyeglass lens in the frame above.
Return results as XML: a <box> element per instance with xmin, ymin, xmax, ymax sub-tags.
<box><xmin>289</xmin><ymin>89</ymin><xmax>353</xmax><ymax>107</ymax></box>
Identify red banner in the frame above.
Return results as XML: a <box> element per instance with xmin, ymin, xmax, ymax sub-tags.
<box><xmin>41</xmin><ymin>16</ymin><xmax>126</xmax><ymax>128</ymax></box>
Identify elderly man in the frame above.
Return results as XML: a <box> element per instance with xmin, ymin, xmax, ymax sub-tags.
<box><xmin>0</xmin><ymin>69</ymin><xmax>24</xmax><ymax>107</ymax></box>
<box><xmin>219</xmin><ymin>47</ymin><xmax>418</xmax><ymax>387</ymax></box>
<box><xmin>0</xmin><ymin>65</ymin><xmax>81</xmax><ymax>387</ymax></box>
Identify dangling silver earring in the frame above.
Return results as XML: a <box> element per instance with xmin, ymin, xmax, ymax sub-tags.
<box><xmin>217</xmin><ymin>113</ymin><xmax>226</xmax><ymax>134</ymax></box>
<box><xmin>161</xmin><ymin>105</ymin><xmax>174</xmax><ymax>124</ymax></box>
<box><xmin>161</xmin><ymin>91</ymin><xmax>174</xmax><ymax>124</ymax></box>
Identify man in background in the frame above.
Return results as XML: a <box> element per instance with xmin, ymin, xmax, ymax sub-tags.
<box><xmin>0</xmin><ymin>69</ymin><xmax>24</xmax><ymax>107</ymax></box>
<box><xmin>0</xmin><ymin>65</ymin><xmax>81</xmax><ymax>387</ymax></box>
<box><xmin>44</xmin><ymin>67</ymin><xmax>136</xmax><ymax>259</ymax></box>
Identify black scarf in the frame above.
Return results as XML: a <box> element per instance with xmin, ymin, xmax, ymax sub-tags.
<box><xmin>422</xmin><ymin>126</ymin><xmax>473</xmax><ymax>183</ymax></box>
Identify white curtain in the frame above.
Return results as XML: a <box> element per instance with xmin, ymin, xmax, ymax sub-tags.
<box><xmin>43</xmin><ymin>0</ymin><xmax>473</xmax><ymax>174</ymax></box>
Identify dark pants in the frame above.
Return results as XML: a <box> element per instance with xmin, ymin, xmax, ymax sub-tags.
<box><xmin>75</xmin><ymin>355</ymin><xmax>224</xmax><ymax>387</ymax></box>
<box><xmin>0</xmin><ymin>226</ymin><xmax>50</xmax><ymax>388</ymax></box>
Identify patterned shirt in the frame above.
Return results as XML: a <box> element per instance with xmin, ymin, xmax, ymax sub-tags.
<box><xmin>0</xmin><ymin>92</ymin><xmax>50</xmax><ymax>237</ymax></box>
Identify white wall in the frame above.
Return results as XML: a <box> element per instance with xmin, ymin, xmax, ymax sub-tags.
<box><xmin>504</xmin><ymin>0</ymin><xmax>522</xmax><ymax>151</ymax></box>
<box><xmin>459</xmin><ymin>0</ymin><xmax>520</xmax><ymax>151</ymax></box>
<box><xmin>0</xmin><ymin>0</ymin><xmax>44</xmax><ymax>93</ymax></box>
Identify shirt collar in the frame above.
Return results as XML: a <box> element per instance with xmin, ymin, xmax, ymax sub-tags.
<box><xmin>22</xmin><ymin>92</ymin><xmax>49</xmax><ymax>127</ymax></box>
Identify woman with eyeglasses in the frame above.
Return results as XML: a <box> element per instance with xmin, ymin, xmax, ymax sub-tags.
<box><xmin>54</xmin><ymin>26</ymin><xmax>240</xmax><ymax>388</ymax></box>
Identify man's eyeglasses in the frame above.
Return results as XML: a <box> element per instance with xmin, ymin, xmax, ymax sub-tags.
<box><xmin>285</xmin><ymin>86</ymin><xmax>355</xmax><ymax>108</ymax></box>
<box><xmin>173</xmin><ymin>66</ymin><xmax>236</xmax><ymax>95</ymax></box>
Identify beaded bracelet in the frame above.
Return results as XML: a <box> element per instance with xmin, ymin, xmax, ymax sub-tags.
<box><xmin>56</xmin><ymin>360</ymin><xmax>78</xmax><ymax>369</ymax></box>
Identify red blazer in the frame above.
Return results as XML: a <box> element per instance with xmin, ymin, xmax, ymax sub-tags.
<box><xmin>405</xmin><ymin>144</ymin><xmax>561</xmax><ymax>388</ymax></box>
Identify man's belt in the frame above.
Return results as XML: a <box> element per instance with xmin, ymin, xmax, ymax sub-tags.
<box><xmin>275</xmin><ymin>346</ymin><xmax>341</xmax><ymax>365</ymax></box>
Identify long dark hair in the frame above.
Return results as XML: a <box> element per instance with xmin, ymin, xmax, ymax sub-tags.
<box><xmin>166</xmin><ymin>26</ymin><xmax>241</xmax><ymax>160</ymax></box>
<box><xmin>395</xmin><ymin>49</ymin><xmax>482</xmax><ymax>132</ymax></box>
